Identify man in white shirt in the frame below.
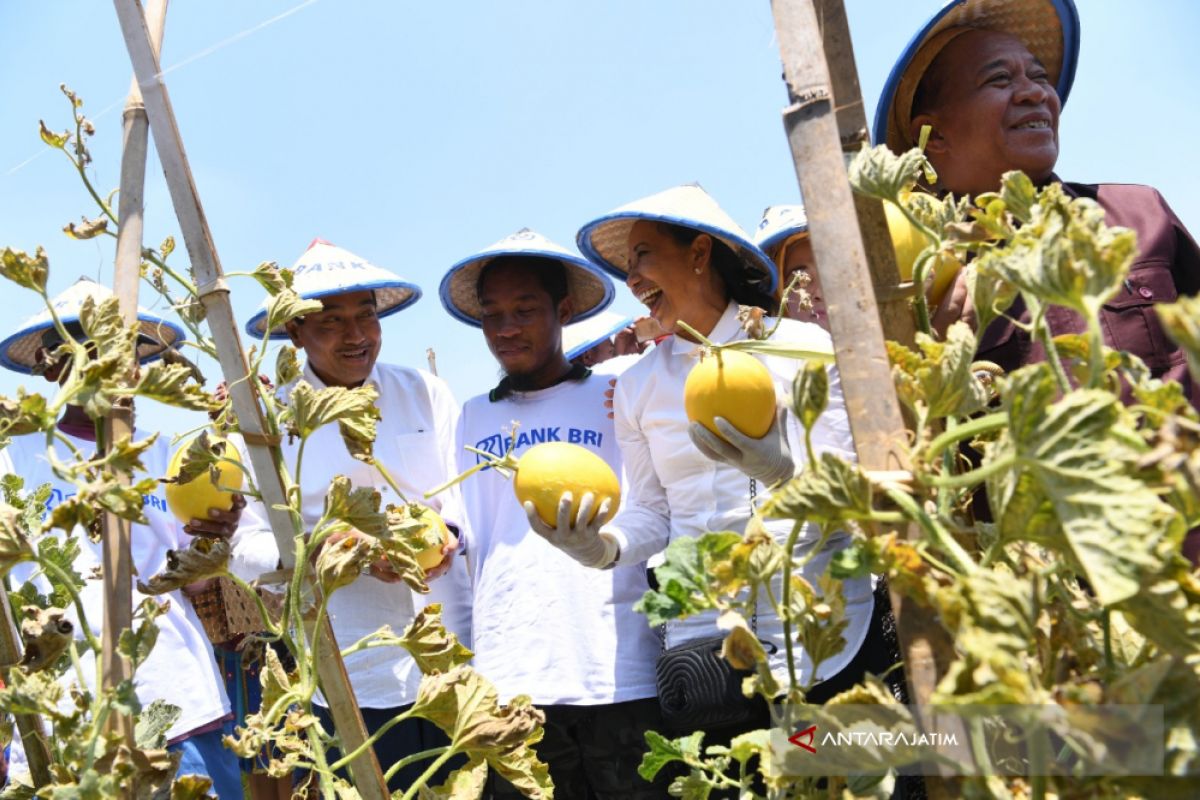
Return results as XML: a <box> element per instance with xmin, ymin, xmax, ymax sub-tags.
<box><xmin>233</xmin><ymin>240</ymin><xmax>469</xmax><ymax>791</ymax></box>
<box><xmin>0</xmin><ymin>279</ymin><xmax>241</xmax><ymax>798</ymax></box>
<box><xmin>438</xmin><ymin>230</ymin><xmax>664</xmax><ymax>798</ymax></box>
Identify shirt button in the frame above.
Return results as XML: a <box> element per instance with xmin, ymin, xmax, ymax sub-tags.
<box><xmin>1138</xmin><ymin>286</ymin><xmax>1153</xmax><ymax>299</ymax></box>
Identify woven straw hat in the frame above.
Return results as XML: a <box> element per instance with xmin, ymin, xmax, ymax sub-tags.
<box><xmin>754</xmin><ymin>204</ymin><xmax>810</xmax><ymax>262</ymax></box>
<box><xmin>0</xmin><ymin>277</ymin><xmax>185</xmax><ymax>374</ymax></box>
<box><xmin>576</xmin><ymin>183</ymin><xmax>777</xmax><ymax>296</ymax></box>
<box><xmin>874</xmin><ymin>0</ymin><xmax>1080</xmax><ymax>154</ymax></box>
<box><xmin>439</xmin><ymin>228</ymin><xmax>614</xmax><ymax>328</ymax></box>
<box><xmin>245</xmin><ymin>238</ymin><xmax>422</xmax><ymax>339</ymax></box>
<box><xmin>563</xmin><ymin>311</ymin><xmax>634</xmax><ymax>361</ymax></box>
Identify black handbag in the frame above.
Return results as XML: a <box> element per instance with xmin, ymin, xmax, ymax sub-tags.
<box><xmin>654</xmin><ymin>479</ymin><xmax>770</xmax><ymax>733</ymax></box>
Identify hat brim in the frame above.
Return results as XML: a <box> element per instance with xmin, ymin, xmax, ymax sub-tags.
<box><xmin>757</xmin><ymin>226</ymin><xmax>809</xmax><ymax>263</ymax></box>
<box><xmin>438</xmin><ymin>249</ymin><xmax>614</xmax><ymax>329</ymax></box>
<box><xmin>0</xmin><ymin>313</ymin><xmax>186</xmax><ymax>375</ymax></box>
<box><xmin>565</xmin><ymin>315</ymin><xmax>634</xmax><ymax>361</ymax></box>
<box><xmin>873</xmin><ymin>0</ymin><xmax>1080</xmax><ymax>153</ymax></box>
<box><xmin>577</xmin><ymin>211</ymin><xmax>779</xmax><ymax>296</ymax></box>
<box><xmin>244</xmin><ymin>280</ymin><xmax>422</xmax><ymax>340</ymax></box>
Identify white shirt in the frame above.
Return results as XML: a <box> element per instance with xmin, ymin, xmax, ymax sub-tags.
<box><xmin>456</xmin><ymin>374</ymin><xmax>659</xmax><ymax>705</ymax></box>
<box><xmin>2</xmin><ymin>431</ymin><xmax>230</xmax><ymax>741</ymax></box>
<box><xmin>608</xmin><ymin>302</ymin><xmax>874</xmax><ymax>684</ymax></box>
<box><xmin>232</xmin><ymin>361</ymin><xmax>471</xmax><ymax>709</ymax></box>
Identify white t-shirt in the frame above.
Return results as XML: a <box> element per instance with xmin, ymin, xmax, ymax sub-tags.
<box><xmin>456</xmin><ymin>374</ymin><xmax>659</xmax><ymax>705</ymax></box>
<box><xmin>231</xmin><ymin>361</ymin><xmax>472</xmax><ymax>709</ymax></box>
<box><xmin>608</xmin><ymin>301</ymin><xmax>874</xmax><ymax>685</ymax></box>
<box><xmin>2</xmin><ymin>430</ymin><xmax>230</xmax><ymax>741</ymax></box>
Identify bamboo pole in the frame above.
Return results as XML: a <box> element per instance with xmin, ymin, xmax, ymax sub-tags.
<box><xmin>109</xmin><ymin>2</ymin><xmax>388</xmax><ymax>796</ymax></box>
<box><xmin>0</xmin><ymin>585</ymin><xmax>52</xmax><ymax>787</ymax></box>
<box><xmin>769</xmin><ymin>0</ymin><xmax>965</xmax><ymax>791</ymax></box>
<box><xmin>99</xmin><ymin>0</ymin><xmax>167</xmax><ymax>751</ymax></box>
<box><xmin>425</xmin><ymin>347</ymin><xmax>438</xmax><ymax>376</ymax></box>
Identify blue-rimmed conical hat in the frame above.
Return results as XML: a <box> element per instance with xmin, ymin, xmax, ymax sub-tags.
<box><xmin>754</xmin><ymin>204</ymin><xmax>810</xmax><ymax>262</ymax></box>
<box><xmin>245</xmin><ymin>239</ymin><xmax>422</xmax><ymax>339</ymax></box>
<box><xmin>576</xmin><ymin>183</ymin><xmax>777</xmax><ymax>295</ymax></box>
<box><xmin>563</xmin><ymin>311</ymin><xmax>634</xmax><ymax>361</ymax></box>
<box><xmin>874</xmin><ymin>0</ymin><xmax>1079</xmax><ymax>154</ymax></box>
<box><xmin>0</xmin><ymin>277</ymin><xmax>185</xmax><ymax>374</ymax></box>
<box><xmin>439</xmin><ymin>228</ymin><xmax>614</xmax><ymax>328</ymax></box>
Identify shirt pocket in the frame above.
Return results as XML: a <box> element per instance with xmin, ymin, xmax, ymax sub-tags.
<box><xmin>1099</xmin><ymin>262</ymin><xmax>1179</xmax><ymax>373</ymax></box>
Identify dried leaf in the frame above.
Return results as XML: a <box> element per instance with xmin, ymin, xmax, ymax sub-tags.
<box><xmin>19</xmin><ymin>606</ymin><xmax>73</xmax><ymax>672</ymax></box>
<box><xmin>323</xmin><ymin>476</ymin><xmax>385</xmax><ymax>537</ymax></box>
<box><xmin>0</xmin><ymin>246</ymin><xmax>49</xmax><ymax>292</ymax></box>
<box><xmin>138</xmin><ymin>537</ymin><xmax>231</xmax><ymax>594</ymax></box>
<box><xmin>63</xmin><ymin>216</ymin><xmax>108</xmax><ymax>241</ymax></box>
<box><xmin>399</xmin><ymin>604</ymin><xmax>474</xmax><ymax>673</ymax></box>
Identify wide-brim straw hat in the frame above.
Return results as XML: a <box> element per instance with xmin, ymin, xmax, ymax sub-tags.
<box><xmin>873</xmin><ymin>0</ymin><xmax>1080</xmax><ymax>154</ymax></box>
<box><xmin>577</xmin><ymin>183</ymin><xmax>778</xmax><ymax>296</ymax></box>
<box><xmin>0</xmin><ymin>276</ymin><xmax>185</xmax><ymax>374</ymax></box>
<box><xmin>439</xmin><ymin>228</ymin><xmax>614</xmax><ymax>328</ymax></box>
<box><xmin>563</xmin><ymin>311</ymin><xmax>633</xmax><ymax>361</ymax></box>
<box><xmin>245</xmin><ymin>238</ymin><xmax>422</xmax><ymax>339</ymax></box>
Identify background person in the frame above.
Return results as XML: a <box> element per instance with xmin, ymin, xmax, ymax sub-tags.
<box><xmin>0</xmin><ymin>278</ymin><xmax>242</xmax><ymax>798</ymax></box>
<box><xmin>233</xmin><ymin>239</ymin><xmax>469</xmax><ymax>791</ymax></box>
<box><xmin>439</xmin><ymin>228</ymin><xmax>664</xmax><ymax>798</ymax></box>
<box><xmin>874</xmin><ymin>0</ymin><xmax>1200</xmax><ymax>561</ymax></box>
<box><xmin>754</xmin><ymin>204</ymin><xmax>826</xmax><ymax>328</ymax></box>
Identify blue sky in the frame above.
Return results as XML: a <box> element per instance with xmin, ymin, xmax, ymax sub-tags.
<box><xmin>1</xmin><ymin>0</ymin><xmax>1197</xmax><ymax>441</ymax></box>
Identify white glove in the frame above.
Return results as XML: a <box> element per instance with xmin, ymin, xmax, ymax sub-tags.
<box><xmin>524</xmin><ymin>491</ymin><xmax>619</xmax><ymax>569</ymax></box>
<box><xmin>688</xmin><ymin>406</ymin><xmax>795</xmax><ymax>486</ymax></box>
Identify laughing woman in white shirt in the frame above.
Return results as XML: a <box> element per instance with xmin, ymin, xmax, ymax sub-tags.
<box><xmin>532</xmin><ymin>184</ymin><xmax>879</xmax><ymax>738</ymax></box>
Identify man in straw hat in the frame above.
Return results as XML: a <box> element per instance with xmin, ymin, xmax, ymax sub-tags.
<box><xmin>0</xmin><ymin>277</ymin><xmax>243</xmax><ymax>797</ymax></box>
<box><xmin>438</xmin><ymin>228</ymin><xmax>666</xmax><ymax>797</ymax></box>
<box><xmin>875</xmin><ymin>0</ymin><xmax>1200</xmax><ymax>560</ymax></box>
<box><xmin>231</xmin><ymin>240</ymin><xmax>470</xmax><ymax>790</ymax></box>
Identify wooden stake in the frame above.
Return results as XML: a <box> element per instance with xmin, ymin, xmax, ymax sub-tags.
<box><xmin>110</xmin><ymin>2</ymin><xmax>388</xmax><ymax>795</ymax></box>
<box><xmin>769</xmin><ymin>0</ymin><xmax>966</xmax><ymax>790</ymax></box>
<box><xmin>0</xmin><ymin>585</ymin><xmax>52</xmax><ymax>786</ymax></box>
<box><xmin>99</xmin><ymin>0</ymin><xmax>167</xmax><ymax>751</ymax></box>
<box><xmin>425</xmin><ymin>347</ymin><xmax>438</xmax><ymax>376</ymax></box>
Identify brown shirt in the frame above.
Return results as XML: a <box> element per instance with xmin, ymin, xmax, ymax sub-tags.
<box><xmin>975</xmin><ymin>178</ymin><xmax>1200</xmax><ymax>562</ymax></box>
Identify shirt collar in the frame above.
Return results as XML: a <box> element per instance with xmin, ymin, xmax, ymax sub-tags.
<box><xmin>301</xmin><ymin>360</ymin><xmax>382</xmax><ymax>393</ymax></box>
<box><xmin>667</xmin><ymin>301</ymin><xmax>744</xmax><ymax>357</ymax></box>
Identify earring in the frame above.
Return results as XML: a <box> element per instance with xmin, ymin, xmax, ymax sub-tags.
<box><xmin>693</xmin><ymin>266</ymin><xmax>702</xmax><ymax>275</ymax></box>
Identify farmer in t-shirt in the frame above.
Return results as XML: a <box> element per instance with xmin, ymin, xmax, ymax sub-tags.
<box><xmin>438</xmin><ymin>229</ymin><xmax>664</xmax><ymax>798</ymax></box>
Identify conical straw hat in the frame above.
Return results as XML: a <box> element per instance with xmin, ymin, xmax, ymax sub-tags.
<box><xmin>562</xmin><ymin>311</ymin><xmax>634</xmax><ymax>361</ymax></box>
<box><xmin>245</xmin><ymin>238</ymin><xmax>422</xmax><ymax>339</ymax></box>
<box><xmin>439</xmin><ymin>228</ymin><xmax>614</xmax><ymax>328</ymax></box>
<box><xmin>576</xmin><ymin>183</ymin><xmax>777</xmax><ymax>296</ymax></box>
<box><xmin>0</xmin><ymin>277</ymin><xmax>185</xmax><ymax>374</ymax></box>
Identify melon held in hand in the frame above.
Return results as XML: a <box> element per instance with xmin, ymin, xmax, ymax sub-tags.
<box><xmin>684</xmin><ymin>349</ymin><xmax>776</xmax><ymax>441</ymax></box>
<box><xmin>165</xmin><ymin>435</ymin><xmax>245</xmax><ymax>524</ymax></box>
<box><xmin>513</xmin><ymin>442</ymin><xmax>621</xmax><ymax>528</ymax></box>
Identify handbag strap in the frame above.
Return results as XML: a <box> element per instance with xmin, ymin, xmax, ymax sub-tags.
<box><xmin>657</xmin><ymin>476</ymin><xmax>760</xmax><ymax>653</ymax></box>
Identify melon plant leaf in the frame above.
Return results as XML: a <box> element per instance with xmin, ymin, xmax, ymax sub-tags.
<box><xmin>0</xmin><ymin>246</ymin><xmax>50</xmax><ymax>293</ymax></box>
<box><xmin>62</xmin><ymin>216</ymin><xmax>108</xmax><ymax>241</ymax></box>
<box><xmin>847</xmin><ymin>143</ymin><xmax>928</xmax><ymax>204</ymax></box>
<box><xmin>263</xmin><ymin>289</ymin><xmax>322</xmax><ymax>332</ymax></box>
<box><xmin>399</xmin><ymin>603</ymin><xmax>474</xmax><ymax>673</ymax></box>
<box><xmin>137</xmin><ymin>536</ymin><xmax>230</xmax><ymax>594</ymax></box>
<box><xmin>1157</xmin><ymin>295</ymin><xmax>1200</xmax><ymax>383</ymax></box>
<box><xmin>635</xmin><ymin>532</ymin><xmax>741</xmax><ymax>626</ymax></box>
<box><xmin>791</xmin><ymin>361</ymin><xmax>827</xmax><ymax>434</ymax></box>
<box><xmin>134</xmin><ymin>362</ymin><xmax>217</xmax><ymax>412</ymax></box>
<box><xmin>133</xmin><ymin>699</ymin><xmax>181</xmax><ymax>750</ymax></box>
<box><xmin>314</xmin><ymin>530</ymin><xmax>378</xmax><ymax>595</ymax></box>
<box><xmin>639</xmin><ymin>730</ymin><xmax>705</xmax><ymax>781</ymax></box>
<box><xmin>987</xmin><ymin>365</ymin><xmax>1175</xmax><ymax>606</ymax></box>
<box><xmin>0</xmin><ymin>502</ymin><xmax>35</xmax><ymax>575</ymax></box>
<box><xmin>967</xmin><ymin>262</ymin><xmax>1018</xmax><ymax>340</ymax></box>
<box><xmin>322</xmin><ymin>475</ymin><xmax>385</xmax><ymax>537</ymax></box>
<box><xmin>249</xmin><ymin>261</ymin><xmax>292</xmax><ymax>296</ymax></box>
<box><xmin>762</xmin><ymin>452</ymin><xmax>873</xmax><ymax>524</ymax></box>
<box><xmin>0</xmin><ymin>389</ymin><xmax>54</xmax><ymax>439</ymax></box>
<box><xmin>888</xmin><ymin>323</ymin><xmax>988</xmax><ymax>419</ymax></box>
<box><xmin>282</xmin><ymin>381</ymin><xmax>380</xmax><ymax>442</ymax></box>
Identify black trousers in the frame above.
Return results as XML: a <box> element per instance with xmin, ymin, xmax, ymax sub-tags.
<box><xmin>487</xmin><ymin>696</ymin><xmax>671</xmax><ymax>800</ymax></box>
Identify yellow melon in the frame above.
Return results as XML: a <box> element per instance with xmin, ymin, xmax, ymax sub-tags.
<box><xmin>885</xmin><ymin>200</ymin><xmax>963</xmax><ymax>306</ymax></box>
<box><xmin>164</xmin><ymin>436</ymin><xmax>245</xmax><ymax>525</ymax></box>
<box><xmin>410</xmin><ymin>504</ymin><xmax>456</xmax><ymax>571</ymax></box>
<box><xmin>513</xmin><ymin>442</ymin><xmax>620</xmax><ymax>528</ymax></box>
<box><xmin>684</xmin><ymin>349</ymin><xmax>776</xmax><ymax>441</ymax></box>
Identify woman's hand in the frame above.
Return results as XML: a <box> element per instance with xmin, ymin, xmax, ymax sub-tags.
<box><xmin>930</xmin><ymin>270</ymin><xmax>976</xmax><ymax>338</ymax></box>
<box><xmin>525</xmin><ymin>492</ymin><xmax>618</xmax><ymax>568</ymax></box>
<box><xmin>688</xmin><ymin>406</ymin><xmax>795</xmax><ymax>486</ymax></box>
<box><xmin>422</xmin><ymin>530</ymin><xmax>460</xmax><ymax>580</ymax></box>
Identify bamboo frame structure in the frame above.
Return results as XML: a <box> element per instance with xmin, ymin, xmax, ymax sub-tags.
<box><xmin>769</xmin><ymin>0</ymin><xmax>966</xmax><ymax>793</ymax></box>
<box><xmin>110</xmin><ymin>1</ymin><xmax>389</xmax><ymax>796</ymax></box>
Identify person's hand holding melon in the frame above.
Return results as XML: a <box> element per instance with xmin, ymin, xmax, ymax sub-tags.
<box><xmin>684</xmin><ymin>349</ymin><xmax>795</xmax><ymax>486</ymax></box>
<box><xmin>166</xmin><ymin>434</ymin><xmax>248</xmax><ymax>539</ymax></box>
<box><xmin>517</xmin><ymin>442</ymin><xmax>622</xmax><ymax>568</ymax></box>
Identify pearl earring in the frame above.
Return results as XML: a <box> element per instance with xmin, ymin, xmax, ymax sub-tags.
<box><xmin>693</xmin><ymin>266</ymin><xmax>702</xmax><ymax>275</ymax></box>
